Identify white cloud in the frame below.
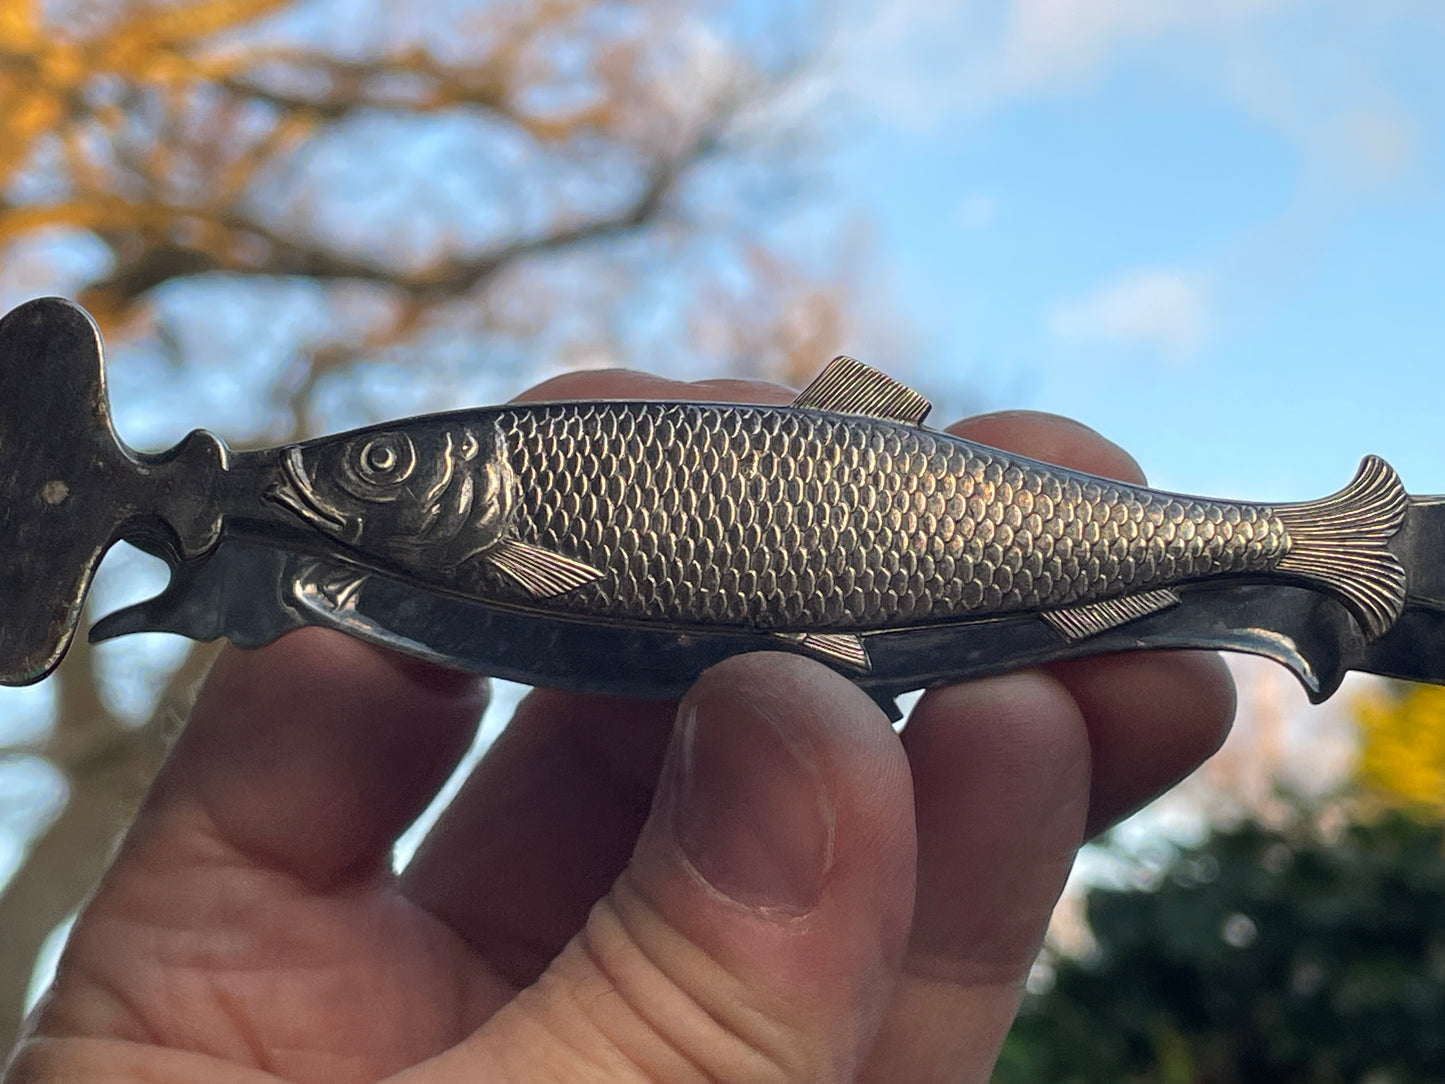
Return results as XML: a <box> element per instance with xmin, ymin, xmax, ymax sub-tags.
<box><xmin>1337</xmin><ymin>108</ymin><xmax>1417</xmax><ymax>184</ymax></box>
<box><xmin>1216</xmin><ymin>24</ymin><xmax>1421</xmax><ymax>194</ymax></box>
<box><xmin>837</xmin><ymin>0</ymin><xmax>1296</xmax><ymax>125</ymax></box>
<box><xmin>838</xmin><ymin>0</ymin><xmax>1427</xmax><ymax>196</ymax></box>
<box><xmin>953</xmin><ymin>191</ymin><xmax>997</xmax><ymax>230</ymax></box>
<box><xmin>1011</xmin><ymin>0</ymin><xmax>1293</xmax><ymax>80</ymax></box>
<box><xmin>993</xmin><ymin>0</ymin><xmax>1239</xmax><ymax>94</ymax></box>
<box><xmin>1048</xmin><ymin>268</ymin><xmax>1211</xmax><ymax>361</ymax></box>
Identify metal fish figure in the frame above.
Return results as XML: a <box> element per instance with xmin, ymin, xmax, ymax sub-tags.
<box><xmin>267</xmin><ymin>423</ymin><xmax>520</xmax><ymax>573</ymax></box>
<box><xmin>3</xmin><ymin>297</ymin><xmax>1444</xmax><ymax>719</ymax></box>
<box><xmin>261</xmin><ymin>377</ymin><xmax>1405</xmax><ymax>657</ymax></box>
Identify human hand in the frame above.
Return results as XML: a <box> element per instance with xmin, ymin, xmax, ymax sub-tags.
<box><xmin>5</xmin><ymin>373</ymin><xmax>1234</xmax><ymax>1083</ymax></box>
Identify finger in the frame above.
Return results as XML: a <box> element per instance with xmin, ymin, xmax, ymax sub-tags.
<box><xmin>512</xmin><ymin>369</ymin><xmax>796</xmax><ymax>405</ymax></box>
<box><xmin>400</xmin><ymin>690</ymin><xmax>678</xmax><ymax>988</ymax></box>
<box><xmin>400</xmin><ymin>369</ymin><xmax>797</xmax><ymax>983</ymax></box>
<box><xmin>398</xmin><ymin>654</ymin><xmax>917</xmax><ymax>1083</ymax></box>
<box><xmin>33</xmin><ymin>630</ymin><xmax>490</xmax><ymax>1071</ymax></box>
<box><xmin>138</xmin><ymin>629</ymin><xmax>487</xmax><ymax>886</ymax></box>
<box><xmin>1050</xmin><ymin>651</ymin><xmax>1235</xmax><ymax>835</ymax></box>
<box><xmin>864</xmin><ymin>671</ymin><xmax>1091</xmax><ymax>1080</ymax></box>
<box><xmin>858</xmin><ymin>411</ymin><xmax>1235</xmax><ymax>1078</ymax></box>
<box><xmin>947</xmin><ymin>410</ymin><xmax>1236</xmax><ymax>834</ymax></box>
<box><xmin>956</xmin><ymin>409</ymin><xmax>1146</xmax><ymax>484</ymax></box>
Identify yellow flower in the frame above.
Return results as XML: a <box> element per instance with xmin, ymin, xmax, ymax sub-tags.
<box><xmin>1355</xmin><ymin>684</ymin><xmax>1445</xmax><ymax>815</ymax></box>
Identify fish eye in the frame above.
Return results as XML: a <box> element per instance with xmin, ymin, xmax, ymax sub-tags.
<box><xmin>353</xmin><ymin>433</ymin><xmax>416</xmax><ymax>486</ymax></box>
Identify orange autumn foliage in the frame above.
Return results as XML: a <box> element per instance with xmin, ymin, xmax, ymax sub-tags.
<box><xmin>0</xmin><ymin>3</ymin><xmax>877</xmax><ymax>1051</ymax></box>
<box><xmin>0</xmin><ymin>0</ymin><xmax>293</xmax><ymax>227</ymax></box>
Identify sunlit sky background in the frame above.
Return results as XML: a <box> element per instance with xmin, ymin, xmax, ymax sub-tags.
<box><xmin>6</xmin><ymin>0</ymin><xmax>1445</xmax><ymax>991</ymax></box>
<box><xmin>7</xmin><ymin>0</ymin><xmax>1445</xmax><ymax>855</ymax></box>
<box><xmin>808</xmin><ymin>0</ymin><xmax>1445</xmax><ymax>897</ymax></box>
<box><xmin>827</xmin><ymin>0</ymin><xmax>1445</xmax><ymax>502</ymax></box>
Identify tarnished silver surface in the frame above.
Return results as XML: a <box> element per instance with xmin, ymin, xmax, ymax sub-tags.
<box><xmin>2</xmin><ymin>296</ymin><xmax>1443</xmax><ymax>717</ymax></box>
<box><xmin>261</xmin><ymin>402</ymin><xmax>1404</xmax><ymax>639</ymax></box>
<box><xmin>492</xmin><ymin>403</ymin><xmax>1287</xmax><ymax>624</ymax></box>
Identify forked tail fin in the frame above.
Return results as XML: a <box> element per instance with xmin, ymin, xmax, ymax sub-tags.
<box><xmin>1274</xmin><ymin>455</ymin><xmax>1408</xmax><ymax>639</ymax></box>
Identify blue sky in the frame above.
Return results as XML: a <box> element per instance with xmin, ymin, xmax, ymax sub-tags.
<box><xmin>826</xmin><ymin>0</ymin><xmax>1445</xmax><ymax>502</ymax></box>
<box><xmin>8</xmin><ymin>0</ymin><xmax>1445</xmax><ymax>808</ymax></box>
<box><xmin>6</xmin><ymin>0</ymin><xmax>1445</xmax><ymax>973</ymax></box>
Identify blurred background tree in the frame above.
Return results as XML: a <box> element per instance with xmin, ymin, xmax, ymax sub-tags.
<box><xmin>995</xmin><ymin>680</ymin><xmax>1445</xmax><ymax>1084</ymax></box>
<box><xmin>0</xmin><ymin>0</ymin><xmax>896</xmax><ymax>1046</ymax></box>
<box><xmin>7</xmin><ymin>0</ymin><xmax>1442</xmax><ymax>1069</ymax></box>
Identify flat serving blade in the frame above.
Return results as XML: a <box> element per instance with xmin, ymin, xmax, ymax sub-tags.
<box><xmin>7</xmin><ymin>294</ymin><xmax>1445</xmax><ymax>708</ymax></box>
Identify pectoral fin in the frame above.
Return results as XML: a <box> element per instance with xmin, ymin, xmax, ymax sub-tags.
<box><xmin>486</xmin><ymin>539</ymin><xmax>603</xmax><ymax>598</ymax></box>
<box><xmin>1041</xmin><ymin>588</ymin><xmax>1181</xmax><ymax>641</ymax></box>
<box><xmin>776</xmin><ymin>630</ymin><xmax>872</xmax><ymax>672</ymax></box>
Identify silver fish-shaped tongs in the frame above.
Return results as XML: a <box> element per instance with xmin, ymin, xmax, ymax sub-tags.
<box><xmin>3</xmin><ymin>297</ymin><xmax>1444</xmax><ymax>719</ymax></box>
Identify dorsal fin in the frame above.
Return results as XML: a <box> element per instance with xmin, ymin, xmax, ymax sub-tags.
<box><xmin>791</xmin><ymin>356</ymin><xmax>932</xmax><ymax>425</ymax></box>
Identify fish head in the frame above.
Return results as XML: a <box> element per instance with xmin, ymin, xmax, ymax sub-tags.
<box><xmin>268</xmin><ymin>422</ymin><xmax>517</xmax><ymax>565</ymax></box>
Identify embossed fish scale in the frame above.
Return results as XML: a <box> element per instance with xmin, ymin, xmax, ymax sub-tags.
<box><xmin>3</xmin><ymin>299</ymin><xmax>1438</xmax><ymax>710</ymax></box>
<box><xmin>228</xmin><ymin>354</ymin><xmax>1412</xmax><ymax>677</ymax></box>
<box><xmin>499</xmin><ymin>399</ymin><xmax>1297</xmax><ymax>632</ymax></box>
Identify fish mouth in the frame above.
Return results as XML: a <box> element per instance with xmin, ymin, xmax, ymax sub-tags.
<box><xmin>267</xmin><ymin>447</ymin><xmax>349</xmax><ymax>533</ymax></box>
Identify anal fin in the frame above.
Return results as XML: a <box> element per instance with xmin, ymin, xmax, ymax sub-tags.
<box><xmin>791</xmin><ymin>356</ymin><xmax>931</xmax><ymax>425</ymax></box>
<box><xmin>776</xmin><ymin>630</ymin><xmax>872</xmax><ymax>672</ymax></box>
<box><xmin>485</xmin><ymin>539</ymin><xmax>603</xmax><ymax>598</ymax></box>
<box><xmin>1041</xmin><ymin>588</ymin><xmax>1181</xmax><ymax>641</ymax></box>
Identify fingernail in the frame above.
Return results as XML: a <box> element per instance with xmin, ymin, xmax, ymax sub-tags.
<box><xmin>668</xmin><ymin>694</ymin><xmax>834</xmax><ymax>914</ymax></box>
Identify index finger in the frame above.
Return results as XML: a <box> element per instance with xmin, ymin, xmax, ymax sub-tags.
<box><xmin>401</xmin><ymin>370</ymin><xmax>797</xmax><ymax>987</ymax></box>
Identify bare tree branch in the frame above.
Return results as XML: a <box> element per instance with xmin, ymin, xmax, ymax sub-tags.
<box><xmin>0</xmin><ymin>4</ymin><xmax>851</xmax><ymax>1053</ymax></box>
<box><xmin>82</xmin><ymin>116</ymin><xmax>726</xmax><ymax>307</ymax></box>
<box><xmin>217</xmin><ymin>53</ymin><xmax>514</xmax><ymax>121</ymax></box>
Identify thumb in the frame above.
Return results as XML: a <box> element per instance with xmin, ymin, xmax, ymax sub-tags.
<box><xmin>408</xmin><ymin>654</ymin><xmax>917</xmax><ymax>1083</ymax></box>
